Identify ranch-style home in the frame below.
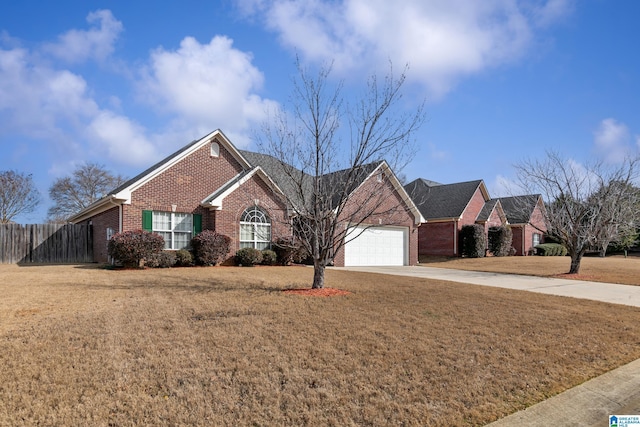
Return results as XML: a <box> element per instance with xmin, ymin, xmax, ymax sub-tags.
<box><xmin>404</xmin><ymin>178</ymin><xmax>506</xmax><ymax>256</ymax></box>
<box><xmin>495</xmin><ymin>194</ymin><xmax>546</xmax><ymax>256</ymax></box>
<box><xmin>69</xmin><ymin>129</ymin><xmax>423</xmax><ymax>267</ymax></box>
<box><xmin>405</xmin><ymin>178</ymin><xmax>546</xmax><ymax>257</ymax></box>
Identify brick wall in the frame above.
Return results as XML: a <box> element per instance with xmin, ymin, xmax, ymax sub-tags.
<box><xmin>332</xmin><ymin>172</ymin><xmax>419</xmax><ymax>266</ymax></box>
<box><xmin>122</xmin><ymin>140</ymin><xmax>245</xmax><ymax>233</ymax></box>
<box><xmin>212</xmin><ymin>173</ymin><xmax>289</xmax><ymax>263</ymax></box>
<box><xmin>85</xmin><ymin>206</ymin><xmax>119</xmax><ymax>262</ymax></box>
<box><xmin>419</xmin><ymin>221</ymin><xmax>457</xmax><ymax>256</ymax></box>
<box><xmin>460</xmin><ymin>188</ymin><xmax>487</xmax><ymax>226</ymax></box>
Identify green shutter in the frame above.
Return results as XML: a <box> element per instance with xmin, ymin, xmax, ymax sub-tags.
<box><xmin>142</xmin><ymin>210</ymin><xmax>153</xmax><ymax>231</ymax></box>
<box><xmin>193</xmin><ymin>214</ymin><xmax>202</xmax><ymax>235</ymax></box>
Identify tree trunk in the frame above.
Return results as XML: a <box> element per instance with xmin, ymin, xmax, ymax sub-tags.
<box><xmin>568</xmin><ymin>251</ymin><xmax>583</xmax><ymax>274</ymax></box>
<box><xmin>312</xmin><ymin>260</ymin><xmax>325</xmax><ymax>289</ymax></box>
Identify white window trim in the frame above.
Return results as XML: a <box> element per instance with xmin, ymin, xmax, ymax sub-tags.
<box><xmin>152</xmin><ymin>211</ymin><xmax>193</xmax><ymax>250</ymax></box>
<box><xmin>239</xmin><ymin>207</ymin><xmax>271</xmax><ymax>250</ymax></box>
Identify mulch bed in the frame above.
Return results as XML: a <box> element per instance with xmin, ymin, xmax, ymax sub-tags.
<box><xmin>283</xmin><ymin>288</ymin><xmax>352</xmax><ymax>297</ymax></box>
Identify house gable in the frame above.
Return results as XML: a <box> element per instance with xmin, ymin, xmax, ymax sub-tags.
<box><xmin>405</xmin><ymin>178</ymin><xmax>487</xmax><ymax>222</ymax></box>
<box><xmin>68</xmin><ymin>130</ymin><xmax>252</xmax><ymax>223</ymax></box>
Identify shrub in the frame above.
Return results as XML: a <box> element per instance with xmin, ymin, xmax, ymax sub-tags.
<box><xmin>235</xmin><ymin>247</ymin><xmax>263</xmax><ymax>266</ymax></box>
<box><xmin>108</xmin><ymin>230</ymin><xmax>165</xmax><ymax>268</ymax></box>
<box><xmin>191</xmin><ymin>230</ymin><xmax>231</xmax><ymax>266</ymax></box>
<box><xmin>261</xmin><ymin>249</ymin><xmax>277</xmax><ymax>265</ymax></box>
<box><xmin>273</xmin><ymin>236</ymin><xmax>309</xmax><ymax>265</ymax></box>
<box><xmin>174</xmin><ymin>249</ymin><xmax>194</xmax><ymax>267</ymax></box>
<box><xmin>534</xmin><ymin>243</ymin><xmax>568</xmax><ymax>256</ymax></box>
<box><xmin>459</xmin><ymin>224</ymin><xmax>486</xmax><ymax>258</ymax></box>
<box><xmin>488</xmin><ymin>226</ymin><xmax>513</xmax><ymax>257</ymax></box>
<box><xmin>146</xmin><ymin>251</ymin><xmax>177</xmax><ymax>268</ymax></box>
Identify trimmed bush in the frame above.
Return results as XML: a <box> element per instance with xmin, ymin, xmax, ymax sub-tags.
<box><xmin>235</xmin><ymin>247</ymin><xmax>263</xmax><ymax>266</ymax></box>
<box><xmin>534</xmin><ymin>243</ymin><xmax>568</xmax><ymax>256</ymax></box>
<box><xmin>488</xmin><ymin>226</ymin><xmax>513</xmax><ymax>257</ymax></box>
<box><xmin>261</xmin><ymin>249</ymin><xmax>277</xmax><ymax>265</ymax></box>
<box><xmin>459</xmin><ymin>224</ymin><xmax>486</xmax><ymax>258</ymax></box>
<box><xmin>108</xmin><ymin>230</ymin><xmax>165</xmax><ymax>268</ymax></box>
<box><xmin>146</xmin><ymin>251</ymin><xmax>177</xmax><ymax>268</ymax></box>
<box><xmin>273</xmin><ymin>236</ymin><xmax>309</xmax><ymax>265</ymax></box>
<box><xmin>191</xmin><ymin>230</ymin><xmax>231</xmax><ymax>266</ymax></box>
<box><xmin>175</xmin><ymin>249</ymin><xmax>194</xmax><ymax>267</ymax></box>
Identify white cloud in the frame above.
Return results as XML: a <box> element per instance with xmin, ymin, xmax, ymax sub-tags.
<box><xmin>239</xmin><ymin>0</ymin><xmax>572</xmax><ymax>97</ymax></box>
<box><xmin>139</xmin><ymin>35</ymin><xmax>278</xmax><ymax>147</ymax></box>
<box><xmin>43</xmin><ymin>10</ymin><xmax>123</xmax><ymax>63</ymax></box>
<box><xmin>87</xmin><ymin>111</ymin><xmax>156</xmax><ymax>165</ymax></box>
<box><xmin>0</xmin><ymin>12</ymin><xmax>156</xmax><ymax>168</ymax></box>
<box><xmin>593</xmin><ymin>118</ymin><xmax>632</xmax><ymax>164</ymax></box>
<box><xmin>0</xmin><ymin>47</ymin><xmax>98</xmax><ymax>139</ymax></box>
<box><xmin>489</xmin><ymin>174</ymin><xmax>517</xmax><ymax>197</ymax></box>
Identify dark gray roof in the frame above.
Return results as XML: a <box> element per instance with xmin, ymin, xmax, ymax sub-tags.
<box><xmin>240</xmin><ymin>150</ymin><xmax>314</xmax><ymax>209</ymax></box>
<box><xmin>477</xmin><ymin>199</ymin><xmax>499</xmax><ymax>222</ymax></box>
<box><xmin>496</xmin><ymin>194</ymin><xmax>541</xmax><ymax>224</ymax></box>
<box><xmin>241</xmin><ymin>150</ymin><xmax>383</xmax><ymax>211</ymax></box>
<box><xmin>405</xmin><ymin>178</ymin><xmax>485</xmax><ymax>220</ymax></box>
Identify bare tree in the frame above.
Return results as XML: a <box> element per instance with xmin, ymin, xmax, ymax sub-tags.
<box><xmin>256</xmin><ymin>61</ymin><xmax>425</xmax><ymax>288</ymax></box>
<box><xmin>48</xmin><ymin>163</ymin><xmax>126</xmax><ymax>221</ymax></box>
<box><xmin>514</xmin><ymin>151</ymin><xmax>640</xmax><ymax>274</ymax></box>
<box><xmin>0</xmin><ymin>170</ymin><xmax>41</xmax><ymax>224</ymax></box>
<box><xmin>591</xmin><ymin>181</ymin><xmax>640</xmax><ymax>257</ymax></box>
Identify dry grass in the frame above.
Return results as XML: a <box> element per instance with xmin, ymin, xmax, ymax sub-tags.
<box><xmin>420</xmin><ymin>254</ymin><xmax>640</xmax><ymax>286</ymax></box>
<box><xmin>1</xmin><ymin>264</ymin><xmax>640</xmax><ymax>426</ymax></box>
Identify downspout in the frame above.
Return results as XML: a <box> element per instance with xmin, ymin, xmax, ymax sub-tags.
<box><xmin>453</xmin><ymin>220</ymin><xmax>458</xmax><ymax>256</ymax></box>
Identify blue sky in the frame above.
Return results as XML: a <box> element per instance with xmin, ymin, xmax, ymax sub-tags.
<box><xmin>2</xmin><ymin>0</ymin><xmax>639</xmax><ymax>223</ymax></box>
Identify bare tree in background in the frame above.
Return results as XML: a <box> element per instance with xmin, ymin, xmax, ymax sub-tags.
<box><xmin>48</xmin><ymin>163</ymin><xmax>126</xmax><ymax>222</ymax></box>
<box><xmin>514</xmin><ymin>151</ymin><xmax>640</xmax><ymax>274</ymax></box>
<box><xmin>256</xmin><ymin>61</ymin><xmax>425</xmax><ymax>289</ymax></box>
<box><xmin>0</xmin><ymin>170</ymin><xmax>41</xmax><ymax>224</ymax></box>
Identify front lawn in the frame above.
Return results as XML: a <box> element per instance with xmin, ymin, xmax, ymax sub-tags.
<box><xmin>1</xmin><ymin>264</ymin><xmax>639</xmax><ymax>426</ymax></box>
<box><xmin>420</xmin><ymin>254</ymin><xmax>640</xmax><ymax>286</ymax></box>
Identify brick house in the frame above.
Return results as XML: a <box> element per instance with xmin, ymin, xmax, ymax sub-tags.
<box><xmin>495</xmin><ymin>195</ymin><xmax>546</xmax><ymax>256</ymax></box>
<box><xmin>69</xmin><ymin>129</ymin><xmax>422</xmax><ymax>266</ymax></box>
<box><xmin>404</xmin><ymin>178</ymin><xmax>506</xmax><ymax>257</ymax></box>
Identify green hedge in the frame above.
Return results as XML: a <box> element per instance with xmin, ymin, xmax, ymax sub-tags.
<box><xmin>459</xmin><ymin>224</ymin><xmax>486</xmax><ymax>258</ymax></box>
<box><xmin>488</xmin><ymin>226</ymin><xmax>513</xmax><ymax>257</ymax></box>
<box><xmin>534</xmin><ymin>243</ymin><xmax>568</xmax><ymax>256</ymax></box>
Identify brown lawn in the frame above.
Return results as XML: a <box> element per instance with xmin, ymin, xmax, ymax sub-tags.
<box><xmin>420</xmin><ymin>254</ymin><xmax>640</xmax><ymax>286</ymax></box>
<box><xmin>1</xmin><ymin>264</ymin><xmax>639</xmax><ymax>426</ymax></box>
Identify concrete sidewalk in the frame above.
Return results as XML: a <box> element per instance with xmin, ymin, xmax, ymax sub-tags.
<box><xmin>339</xmin><ymin>265</ymin><xmax>640</xmax><ymax>426</ymax></box>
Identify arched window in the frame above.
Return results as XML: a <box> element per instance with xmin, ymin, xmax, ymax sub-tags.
<box><xmin>239</xmin><ymin>206</ymin><xmax>271</xmax><ymax>250</ymax></box>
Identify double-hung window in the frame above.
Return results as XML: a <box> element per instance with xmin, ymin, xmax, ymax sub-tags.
<box><xmin>239</xmin><ymin>207</ymin><xmax>271</xmax><ymax>250</ymax></box>
<box><xmin>532</xmin><ymin>232</ymin><xmax>541</xmax><ymax>247</ymax></box>
<box><xmin>142</xmin><ymin>210</ymin><xmax>202</xmax><ymax>250</ymax></box>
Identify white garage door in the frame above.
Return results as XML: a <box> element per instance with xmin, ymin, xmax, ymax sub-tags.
<box><xmin>344</xmin><ymin>226</ymin><xmax>407</xmax><ymax>266</ymax></box>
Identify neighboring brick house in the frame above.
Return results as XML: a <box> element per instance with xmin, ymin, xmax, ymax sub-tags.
<box><xmin>495</xmin><ymin>195</ymin><xmax>546</xmax><ymax>256</ymax></box>
<box><xmin>69</xmin><ymin>129</ymin><xmax>422</xmax><ymax>266</ymax></box>
<box><xmin>404</xmin><ymin>178</ymin><xmax>507</xmax><ymax>257</ymax></box>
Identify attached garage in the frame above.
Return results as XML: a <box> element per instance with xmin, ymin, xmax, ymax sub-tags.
<box><xmin>344</xmin><ymin>226</ymin><xmax>408</xmax><ymax>266</ymax></box>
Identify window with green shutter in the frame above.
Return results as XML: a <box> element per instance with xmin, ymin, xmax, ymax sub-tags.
<box><xmin>142</xmin><ymin>210</ymin><xmax>198</xmax><ymax>250</ymax></box>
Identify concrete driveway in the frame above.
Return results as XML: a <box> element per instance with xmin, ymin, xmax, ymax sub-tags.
<box><xmin>340</xmin><ymin>265</ymin><xmax>640</xmax><ymax>308</ymax></box>
<box><xmin>338</xmin><ymin>265</ymin><xmax>640</xmax><ymax>426</ymax></box>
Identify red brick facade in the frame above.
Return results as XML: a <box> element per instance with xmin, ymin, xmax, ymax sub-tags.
<box><xmin>74</xmin><ymin>131</ymin><xmax>419</xmax><ymax>266</ymax></box>
<box><xmin>419</xmin><ymin>222</ymin><xmax>457</xmax><ymax>256</ymax></box>
<box><xmin>332</xmin><ymin>171</ymin><xmax>419</xmax><ymax>266</ymax></box>
<box><xmin>417</xmin><ymin>186</ymin><xmax>491</xmax><ymax>257</ymax></box>
<box><xmin>511</xmin><ymin>200</ymin><xmax>546</xmax><ymax>256</ymax></box>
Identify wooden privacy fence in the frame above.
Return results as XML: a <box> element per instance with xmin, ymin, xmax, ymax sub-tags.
<box><xmin>0</xmin><ymin>224</ymin><xmax>93</xmax><ymax>264</ymax></box>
